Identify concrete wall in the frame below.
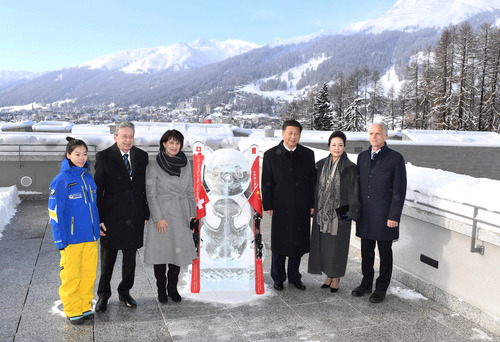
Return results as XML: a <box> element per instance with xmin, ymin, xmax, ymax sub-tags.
<box><xmin>305</xmin><ymin>140</ymin><xmax>500</xmax><ymax>181</ymax></box>
<box><xmin>0</xmin><ymin>144</ymin><xmax>162</xmax><ymax>195</ymax></box>
<box><xmin>350</xmin><ymin>203</ymin><xmax>500</xmax><ymax>335</ymax></box>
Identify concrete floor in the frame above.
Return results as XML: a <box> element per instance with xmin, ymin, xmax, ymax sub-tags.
<box><xmin>1</xmin><ymin>200</ymin><xmax>498</xmax><ymax>342</ymax></box>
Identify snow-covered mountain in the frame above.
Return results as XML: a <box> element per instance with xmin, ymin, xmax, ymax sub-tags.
<box><xmin>0</xmin><ymin>70</ymin><xmax>44</xmax><ymax>92</ymax></box>
<box><xmin>2</xmin><ymin>0</ymin><xmax>500</xmax><ymax>109</ymax></box>
<box><xmin>349</xmin><ymin>0</ymin><xmax>500</xmax><ymax>33</ymax></box>
<box><xmin>78</xmin><ymin>39</ymin><xmax>261</xmax><ymax>74</ymax></box>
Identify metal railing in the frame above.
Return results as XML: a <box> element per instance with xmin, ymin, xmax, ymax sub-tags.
<box><xmin>405</xmin><ymin>190</ymin><xmax>500</xmax><ymax>255</ymax></box>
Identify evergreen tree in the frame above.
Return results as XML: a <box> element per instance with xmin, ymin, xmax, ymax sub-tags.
<box><xmin>330</xmin><ymin>72</ymin><xmax>346</xmax><ymax>130</ymax></box>
<box><xmin>369</xmin><ymin>70</ymin><xmax>384</xmax><ymax>124</ymax></box>
<box><xmin>313</xmin><ymin>83</ymin><xmax>332</xmax><ymax>130</ymax></box>
<box><xmin>284</xmin><ymin>101</ymin><xmax>300</xmax><ymax>121</ymax></box>
<box><xmin>453</xmin><ymin>22</ymin><xmax>476</xmax><ymax>130</ymax></box>
<box><xmin>343</xmin><ymin>98</ymin><xmax>366</xmax><ymax>132</ymax></box>
<box><xmin>429</xmin><ymin>27</ymin><xmax>455</xmax><ymax>129</ymax></box>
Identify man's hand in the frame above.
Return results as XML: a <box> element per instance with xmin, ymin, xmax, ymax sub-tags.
<box><xmin>310</xmin><ymin>208</ymin><xmax>314</xmax><ymax>216</ymax></box>
<box><xmin>387</xmin><ymin>220</ymin><xmax>399</xmax><ymax>228</ymax></box>
<box><xmin>100</xmin><ymin>223</ymin><xmax>107</xmax><ymax>236</ymax></box>
<box><xmin>266</xmin><ymin>210</ymin><xmax>273</xmax><ymax>216</ymax></box>
<box><xmin>156</xmin><ymin>219</ymin><xmax>168</xmax><ymax>234</ymax></box>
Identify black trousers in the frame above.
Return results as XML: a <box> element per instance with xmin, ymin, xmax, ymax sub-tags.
<box><xmin>97</xmin><ymin>245</ymin><xmax>137</xmax><ymax>300</ymax></box>
<box><xmin>360</xmin><ymin>238</ymin><xmax>393</xmax><ymax>293</ymax></box>
<box><xmin>271</xmin><ymin>252</ymin><xmax>301</xmax><ymax>283</ymax></box>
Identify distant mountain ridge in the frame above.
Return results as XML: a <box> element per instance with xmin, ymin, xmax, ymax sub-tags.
<box><xmin>349</xmin><ymin>0</ymin><xmax>500</xmax><ymax>33</ymax></box>
<box><xmin>78</xmin><ymin>39</ymin><xmax>261</xmax><ymax>74</ymax></box>
<box><xmin>1</xmin><ymin>0</ymin><xmax>500</xmax><ymax>109</ymax></box>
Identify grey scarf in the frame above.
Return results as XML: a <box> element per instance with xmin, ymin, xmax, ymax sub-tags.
<box><xmin>316</xmin><ymin>154</ymin><xmax>342</xmax><ymax>236</ymax></box>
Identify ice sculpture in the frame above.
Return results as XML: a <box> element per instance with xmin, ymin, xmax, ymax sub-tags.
<box><xmin>199</xmin><ymin>148</ymin><xmax>257</xmax><ymax>291</ymax></box>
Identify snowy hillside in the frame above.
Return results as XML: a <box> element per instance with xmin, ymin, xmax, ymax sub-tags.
<box><xmin>349</xmin><ymin>0</ymin><xmax>500</xmax><ymax>33</ymax></box>
<box><xmin>239</xmin><ymin>55</ymin><xmax>329</xmax><ymax>101</ymax></box>
<box><xmin>78</xmin><ymin>39</ymin><xmax>261</xmax><ymax>74</ymax></box>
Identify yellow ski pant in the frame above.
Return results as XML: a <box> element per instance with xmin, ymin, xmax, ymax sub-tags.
<box><xmin>59</xmin><ymin>241</ymin><xmax>98</xmax><ymax>317</ymax></box>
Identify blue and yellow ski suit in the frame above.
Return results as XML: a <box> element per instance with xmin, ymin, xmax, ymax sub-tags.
<box><xmin>48</xmin><ymin>158</ymin><xmax>100</xmax><ymax>319</ymax></box>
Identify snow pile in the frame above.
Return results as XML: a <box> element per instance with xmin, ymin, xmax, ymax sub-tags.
<box><xmin>471</xmin><ymin>328</ymin><xmax>495</xmax><ymax>341</ymax></box>
<box><xmin>405</xmin><ymin>163</ymin><xmax>500</xmax><ymax>232</ymax></box>
<box><xmin>0</xmin><ymin>186</ymin><xmax>20</xmax><ymax>239</ymax></box>
<box><xmin>388</xmin><ymin>286</ymin><xmax>428</xmax><ymax>300</ymax></box>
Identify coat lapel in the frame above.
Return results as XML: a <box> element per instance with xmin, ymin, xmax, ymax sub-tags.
<box><xmin>111</xmin><ymin>143</ymin><xmax>129</xmax><ymax>175</ymax></box>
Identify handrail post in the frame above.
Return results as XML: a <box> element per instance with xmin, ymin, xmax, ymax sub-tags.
<box><xmin>470</xmin><ymin>207</ymin><xmax>485</xmax><ymax>255</ymax></box>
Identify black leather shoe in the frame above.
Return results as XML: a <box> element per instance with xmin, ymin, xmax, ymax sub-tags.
<box><xmin>273</xmin><ymin>282</ymin><xmax>284</xmax><ymax>291</ymax></box>
<box><xmin>95</xmin><ymin>298</ymin><xmax>108</xmax><ymax>312</ymax></box>
<box><xmin>369</xmin><ymin>291</ymin><xmax>386</xmax><ymax>303</ymax></box>
<box><xmin>291</xmin><ymin>280</ymin><xmax>306</xmax><ymax>290</ymax></box>
<box><xmin>119</xmin><ymin>294</ymin><xmax>137</xmax><ymax>308</ymax></box>
<box><xmin>330</xmin><ymin>287</ymin><xmax>339</xmax><ymax>293</ymax></box>
<box><xmin>351</xmin><ymin>285</ymin><xmax>372</xmax><ymax>297</ymax></box>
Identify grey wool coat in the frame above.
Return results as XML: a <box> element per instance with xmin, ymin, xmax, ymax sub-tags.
<box><xmin>308</xmin><ymin>152</ymin><xmax>360</xmax><ymax>277</ymax></box>
<box><xmin>143</xmin><ymin>160</ymin><xmax>197</xmax><ymax>266</ymax></box>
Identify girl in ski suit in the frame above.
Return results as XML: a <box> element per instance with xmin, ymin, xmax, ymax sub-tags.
<box><xmin>48</xmin><ymin>137</ymin><xmax>100</xmax><ymax>325</ymax></box>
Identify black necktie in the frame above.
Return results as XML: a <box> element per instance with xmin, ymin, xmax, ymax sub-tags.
<box><xmin>123</xmin><ymin>154</ymin><xmax>131</xmax><ymax>175</ymax></box>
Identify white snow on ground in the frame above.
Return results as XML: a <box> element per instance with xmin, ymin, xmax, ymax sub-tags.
<box><xmin>179</xmin><ymin>270</ymin><xmax>274</xmax><ymax>305</ymax></box>
<box><xmin>0</xmin><ymin>186</ymin><xmax>20</xmax><ymax>239</ymax></box>
<box><xmin>471</xmin><ymin>328</ymin><xmax>495</xmax><ymax>340</ymax></box>
<box><xmin>388</xmin><ymin>286</ymin><xmax>428</xmax><ymax>300</ymax></box>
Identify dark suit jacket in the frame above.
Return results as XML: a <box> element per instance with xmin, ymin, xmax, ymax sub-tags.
<box><xmin>262</xmin><ymin>141</ymin><xmax>316</xmax><ymax>257</ymax></box>
<box><xmin>94</xmin><ymin>143</ymin><xmax>150</xmax><ymax>250</ymax></box>
<box><xmin>356</xmin><ymin>143</ymin><xmax>407</xmax><ymax>241</ymax></box>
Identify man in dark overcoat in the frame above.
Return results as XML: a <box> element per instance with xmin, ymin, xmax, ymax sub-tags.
<box><xmin>262</xmin><ymin>120</ymin><xmax>316</xmax><ymax>291</ymax></box>
<box><xmin>352</xmin><ymin>122</ymin><xmax>406</xmax><ymax>303</ymax></box>
<box><xmin>94</xmin><ymin>121</ymin><xmax>150</xmax><ymax>311</ymax></box>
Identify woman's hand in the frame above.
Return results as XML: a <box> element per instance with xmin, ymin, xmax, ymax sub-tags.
<box><xmin>156</xmin><ymin>219</ymin><xmax>168</xmax><ymax>234</ymax></box>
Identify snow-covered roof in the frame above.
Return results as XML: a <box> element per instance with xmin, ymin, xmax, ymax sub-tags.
<box><xmin>403</xmin><ymin>130</ymin><xmax>500</xmax><ymax>144</ymax></box>
<box><xmin>32</xmin><ymin>121</ymin><xmax>74</xmax><ymax>132</ymax></box>
<box><xmin>0</xmin><ymin>120</ymin><xmax>36</xmax><ymax>130</ymax></box>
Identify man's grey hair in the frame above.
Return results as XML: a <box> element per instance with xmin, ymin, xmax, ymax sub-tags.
<box><xmin>114</xmin><ymin>122</ymin><xmax>135</xmax><ymax>136</ymax></box>
<box><xmin>370</xmin><ymin>122</ymin><xmax>388</xmax><ymax>136</ymax></box>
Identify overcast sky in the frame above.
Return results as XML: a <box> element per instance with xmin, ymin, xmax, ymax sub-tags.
<box><xmin>0</xmin><ymin>0</ymin><xmax>396</xmax><ymax>72</ymax></box>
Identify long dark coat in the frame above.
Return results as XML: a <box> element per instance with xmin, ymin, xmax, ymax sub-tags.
<box><xmin>262</xmin><ymin>141</ymin><xmax>316</xmax><ymax>258</ymax></box>
<box><xmin>94</xmin><ymin>143</ymin><xmax>150</xmax><ymax>250</ymax></box>
<box><xmin>308</xmin><ymin>152</ymin><xmax>360</xmax><ymax>277</ymax></box>
<box><xmin>356</xmin><ymin>143</ymin><xmax>407</xmax><ymax>241</ymax></box>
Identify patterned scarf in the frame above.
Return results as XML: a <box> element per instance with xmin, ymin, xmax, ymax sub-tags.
<box><xmin>156</xmin><ymin>148</ymin><xmax>187</xmax><ymax>177</ymax></box>
<box><xmin>316</xmin><ymin>154</ymin><xmax>343</xmax><ymax>236</ymax></box>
